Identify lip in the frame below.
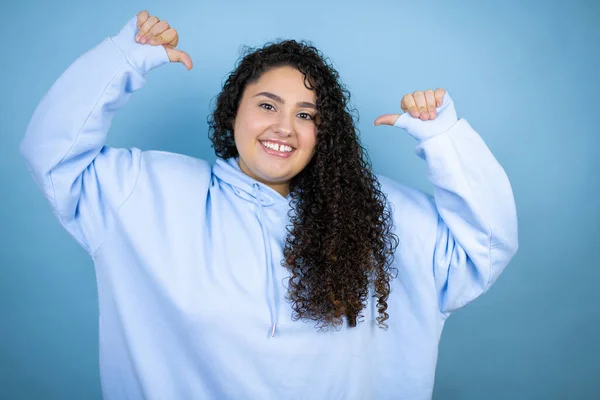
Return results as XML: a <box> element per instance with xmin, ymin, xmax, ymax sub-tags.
<box><xmin>259</xmin><ymin>138</ymin><xmax>295</xmax><ymax>149</ymax></box>
<box><xmin>259</xmin><ymin>140</ymin><xmax>295</xmax><ymax>158</ymax></box>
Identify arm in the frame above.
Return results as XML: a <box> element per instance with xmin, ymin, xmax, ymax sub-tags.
<box><xmin>379</xmin><ymin>91</ymin><xmax>519</xmax><ymax>314</ymax></box>
<box><xmin>19</xmin><ymin>16</ymin><xmax>169</xmax><ymax>255</ymax></box>
<box><xmin>419</xmin><ymin>116</ymin><xmax>518</xmax><ymax>314</ymax></box>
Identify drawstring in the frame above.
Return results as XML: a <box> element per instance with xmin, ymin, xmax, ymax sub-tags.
<box><xmin>252</xmin><ymin>183</ymin><xmax>279</xmax><ymax>337</ymax></box>
<box><xmin>216</xmin><ymin>158</ymin><xmax>283</xmax><ymax>337</ymax></box>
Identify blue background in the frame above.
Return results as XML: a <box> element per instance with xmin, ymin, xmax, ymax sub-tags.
<box><xmin>2</xmin><ymin>0</ymin><xmax>599</xmax><ymax>398</ymax></box>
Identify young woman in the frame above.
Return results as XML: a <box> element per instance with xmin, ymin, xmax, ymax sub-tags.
<box><xmin>20</xmin><ymin>10</ymin><xmax>518</xmax><ymax>400</ymax></box>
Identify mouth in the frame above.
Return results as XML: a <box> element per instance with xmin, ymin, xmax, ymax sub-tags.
<box><xmin>259</xmin><ymin>140</ymin><xmax>295</xmax><ymax>158</ymax></box>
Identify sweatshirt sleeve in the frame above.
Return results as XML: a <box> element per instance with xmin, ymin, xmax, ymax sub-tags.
<box><xmin>414</xmin><ymin>118</ymin><xmax>519</xmax><ymax>315</ymax></box>
<box><xmin>19</xmin><ymin>16</ymin><xmax>170</xmax><ymax>255</ymax></box>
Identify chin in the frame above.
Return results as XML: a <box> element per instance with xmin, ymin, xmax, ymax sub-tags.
<box><xmin>256</xmin><ymin>167</ymin><xmax>293</xmax><ymax>184</ymax></box>
<box><xmin>238</xmin><ymin>148</ymin><xmax>305</xmax><ymax>185</ymax></box>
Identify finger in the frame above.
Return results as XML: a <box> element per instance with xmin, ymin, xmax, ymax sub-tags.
<box><xmin>374</xmin><ymin>114</ymin><xmax>401</xmax><ymax>126</ymax></box>
<box><xmin>166</xmin><ymin>32</ymin><xmax>179</xmax><ymax>48</ymax></box>
<box><xmin>412</xmin><ymin>91</ymin><xmax>428</xmax><ymax>120</ymax></box>
<box><xmin>401</xmin><ymin>95</ymin><xmax>419</xmax><ymax>118</ymax></box>
<box><xmin>425</xmin><ymin>89</ymin><xmax>436</xmax><ymax>119</ymax></box>
<box><xmin>137</xmin><ymin>15</ymin><xmax>160</xmax><ymax>43</ymax></box>
<box><xmin>149</xmin><ymin>28</ymin><xmax>177</xmax><ymax>46</ymax></box>
<box><xmin>136</xmin><ymin>10</ymin><xmax>149</xmax><ymax>29</ymax></box>
<box><xmin>145</xmin><ymin>20</ymin><xmax>170</xmax><ymax>41</ymax></box>
<box><xmin>435</xmin><ymin>88</ymin><xmax>446</xmax><ymax>107</ymax></box>
<box><xmin>166</xmin><ymin>47</ymin><xmax>193</xmax><ymax>70</ymax></box>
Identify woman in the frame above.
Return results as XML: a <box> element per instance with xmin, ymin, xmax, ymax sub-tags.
<box><xmin>20</xmin><ymin>10</ymin><xmax>518</xmax><ymax>400</ymax></box>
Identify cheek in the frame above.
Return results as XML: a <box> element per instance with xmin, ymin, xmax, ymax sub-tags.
<box><xmin>299</xmin><ymin>126</ymin><xmax>318</xmax><ymax>153</ymax></box>
<box><xmin>236</xmin><ymin>109</ymin><xmax>270</xmax><ymax>141</ymax></box>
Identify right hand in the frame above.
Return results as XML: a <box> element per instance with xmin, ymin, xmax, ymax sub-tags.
<box><xmin>134</xmin><ymin>10</ymin><xmax>193</xmax><ymax>70</ymax></box>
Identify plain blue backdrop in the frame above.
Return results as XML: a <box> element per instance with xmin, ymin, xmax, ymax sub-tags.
<box><xmin>1</xmin><ymin>0</ymin><xmax>599</xmax><ymax>398</ymax></box>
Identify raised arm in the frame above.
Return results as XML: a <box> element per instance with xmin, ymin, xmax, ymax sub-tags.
<box><xmin>19</xmin><ymin>13</ymin><xmax>188</xmax><ymax>255</ymax></box>
<box><xmin>376</xmin><ymin>90</ymin><xmax>519</xmax><ymax>314</ymax></box>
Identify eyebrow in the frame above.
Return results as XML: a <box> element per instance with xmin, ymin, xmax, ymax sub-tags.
<box><xmin>254</xmin><ymin>91</ymin><xmax>317</xmax><ymax>110</ymax></box>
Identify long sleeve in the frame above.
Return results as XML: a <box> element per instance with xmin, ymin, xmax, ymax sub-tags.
<box><xmin>19</xmin><ymin>16</ymin><xmax>170</xmax><ymax>255</ymax></box>
<box><xmin>416</xmin><ymin>118</ymin><xmax>519</xmax><ymax>314</ymax></box>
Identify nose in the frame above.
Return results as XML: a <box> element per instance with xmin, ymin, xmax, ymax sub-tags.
<box><xmin>273</xmin><ymin>113</ymin><xmax>294</xmax><ymax>137</ymax></box>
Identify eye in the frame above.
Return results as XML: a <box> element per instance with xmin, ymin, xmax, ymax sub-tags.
<box><xmin>297</xmin><ymin>112</ymin><xmax>315</xmax><ymax>121</ymax></box>
<box><xmin>260</xmin><ymin>103</ymin><xmax>275</xmax><ymax>111</ymax></box>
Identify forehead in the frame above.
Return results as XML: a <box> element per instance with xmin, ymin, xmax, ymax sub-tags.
<box><xmin>246</xmin><ymin>66</ymin><xmax>316</xmax><ymax>101</ymax></box>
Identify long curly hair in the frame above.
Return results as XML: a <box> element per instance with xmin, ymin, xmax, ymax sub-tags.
<box><xmin>208</xmin><ymin>39</ymin><xmax>399</xmax><ymax>330</ymax></box>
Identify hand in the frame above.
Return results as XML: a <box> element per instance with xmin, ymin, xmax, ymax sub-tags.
<box><xmin>375</xmin><ymin>89</ymin><xmax>446</xmax><ymax>124</ymax></box>
<box><xmin>134</xmin><ymin>10</ymin><xmax>193</xmax><ymax>70</ymax></box>
<box><xmin>374</xmin><ymin>89</ymin><xmax>458</xmax><ymax>142</ymax></box>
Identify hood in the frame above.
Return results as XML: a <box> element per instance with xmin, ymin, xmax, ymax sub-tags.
<box><xmin>212</xmin><ymin>156</ymin><xmax>292</xmax><ymax>207</ymax></box>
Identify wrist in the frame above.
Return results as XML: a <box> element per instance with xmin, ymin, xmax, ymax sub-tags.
<box><xmin>110</xmin><ymin>15</ymin><xmax>170</xmax><ymax>74</ymax></box>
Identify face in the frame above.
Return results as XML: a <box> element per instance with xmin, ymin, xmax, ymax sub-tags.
<box><xmin>233</xmin><ymin>66</ymin><xmax>319</xmax><ymax>197</ymax></box>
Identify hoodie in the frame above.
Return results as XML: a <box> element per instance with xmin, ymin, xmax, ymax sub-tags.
<box><xmin>20</xmin><ymin>16</ymin><xmax>518</xmax><ymax>400</ymax></box>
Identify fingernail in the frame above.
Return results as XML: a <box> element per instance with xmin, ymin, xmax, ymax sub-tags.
<box><xmin>140</xmin><ymin>36</ymin><xmax>147</xmax><ymax>44</ymax></box>
<box><xmin>135</xmin><ymin>35</ymin><xmax>139</xmax><ymax>41</ymax></box>
<box><xmin>149</xmin><ymin>38</ymin><xmax>157</xmax><ymax>45</ymax></box>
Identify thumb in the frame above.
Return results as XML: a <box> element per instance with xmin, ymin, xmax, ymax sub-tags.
<box><xmin>374</xmin><ymin>114</ymin><xmax>401</xmax><ymax>126</ymax></box>
<box><xmin>388</xmin><ymin>112</ymin><xmax>413</xmax><ymax>130</ymax></box>
<box><xmin>165</xmin><ymin>47</ymin><xmax>193</xmax><ymax>70</ymax></box>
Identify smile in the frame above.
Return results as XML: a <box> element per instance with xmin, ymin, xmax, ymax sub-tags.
<box><xmin>259</xmin><ymin>140</ymin><xmax>295</xmax><ymax>158</ymax></box>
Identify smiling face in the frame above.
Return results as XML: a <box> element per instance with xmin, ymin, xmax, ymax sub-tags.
<box><xmin>233</xmin><ymin>66</ymin><xmax>319</xmax><ymax>197</ymax></box>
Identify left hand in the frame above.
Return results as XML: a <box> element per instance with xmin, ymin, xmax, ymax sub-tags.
<box><xmin>375</xmin><ymin>89</ymin><xmax>446</xmax><ymax>124</ymax></box>
<box><xmin>374</xmin><ymin>88</ymin><xmax>458</xmax><ymax>142</ymax></box>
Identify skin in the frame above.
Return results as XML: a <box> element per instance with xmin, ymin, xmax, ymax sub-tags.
<box><xmin>135</xmin><ymin>10</ymin><xmax>448</xmax><ymax>195</ymax></box>
<box><xmin>233</xmin><ymin>66</ymin><xmax>319</xmax><ymax>197</ymax></box>
<box><xmin>135</xmin><ymin>10</ymin><xmax>192</xmax><ymax>70</ymax></box>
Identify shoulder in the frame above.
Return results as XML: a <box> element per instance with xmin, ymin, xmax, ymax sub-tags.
<box><xmin>375</xmin><ymin>174</ymin><xmax>439</xmax><ymax>235</ymax></box>
<box><xmin>139</xmin><ymin>150</ymin><xmax>212</xmax><ymax>189</ymax></box>
<box><xmin>376</xmin><ymin>175</ymin><xmax>436</xmax><ymax>215</ymax></box>
<box><xmin>141</xmin><ymin>150</ymin><xmax>211</xmax><ymax>173</ymax></box>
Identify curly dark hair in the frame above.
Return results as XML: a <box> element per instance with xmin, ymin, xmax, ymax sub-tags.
<box><xmin>208</xmin><ymin>39</ymin><xmax>399</xmax><ymax>330</ymax></box>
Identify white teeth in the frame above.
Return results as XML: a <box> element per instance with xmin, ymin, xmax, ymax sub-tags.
<box><xmin>261</xmin><ymin>141</ymin><xmax>293</xmax><ymax>153</ymax></box>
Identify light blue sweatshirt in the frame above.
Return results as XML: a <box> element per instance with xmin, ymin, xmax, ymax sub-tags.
<box><xmin>20</xmin><ymin>16</ymin><xmax>518</xmax><ymax>400</ymax></box>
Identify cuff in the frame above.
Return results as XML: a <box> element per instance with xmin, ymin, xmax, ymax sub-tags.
<box><xmin>110</xmin><ymin>15</ymin><xmax>170</xmax><ymax>75</ymax></box>
<box><xmin>414</xmin><ymin>118</ymin><xmax>470</xmax><ymax>159</ymax></box>
<box><xmin>393</xmin><ymin>92</ymin><xmax>459</xmax><ymax>143</ymax></box>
